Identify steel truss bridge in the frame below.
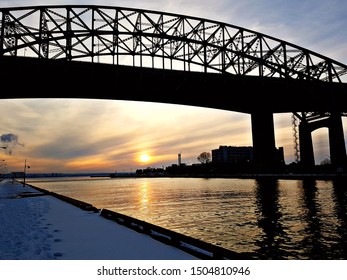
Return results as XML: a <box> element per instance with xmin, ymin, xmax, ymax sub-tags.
<box><xmin>1</xmin><ymin>5</ymin><xmax>347</xmax><ymax>171</ymax></box>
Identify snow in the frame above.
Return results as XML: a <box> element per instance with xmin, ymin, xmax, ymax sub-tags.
<box><xmin>0</xmin><ymin>179</ymin><xmax>198</xmax><ymax>260</ymax></box>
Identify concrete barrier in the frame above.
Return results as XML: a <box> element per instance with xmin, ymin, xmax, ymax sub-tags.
<box><xmin>100</xmin><ymin>208</ymin><xmax>254</xmax><ymax>260</ymax></box>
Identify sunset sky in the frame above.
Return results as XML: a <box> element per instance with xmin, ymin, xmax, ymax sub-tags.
<box><xmin>1</xmin><ymin>0</ymin><xmax>347</xmax><ymax>173</ymax></box>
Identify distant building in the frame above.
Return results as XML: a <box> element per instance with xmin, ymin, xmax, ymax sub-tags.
<box><xmin>212</xmin><ymin>146</ymin><xmax>253</xmax><ymax>163</ymax></box>
<box><xmin>212</xmin><ymin>145</ymin><xmax>285</xmax><ymax>165</ymax></box>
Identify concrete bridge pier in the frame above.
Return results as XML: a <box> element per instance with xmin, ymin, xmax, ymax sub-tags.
<box><xmin>299</xmin><ymin>113</ymin><xmax>347</xmax><ymax>171</ymax></box>
<box><xmin>328</xmin><ymin>113</ymin><xmax>347</xmax><ymax>171</ymax></box>
<box><xmin>298</xmin><ymin>120</ymin><xmax>315</xmax><ymax>170</ymax></box>
<box><xmin>251</xmin><ymin>112</ymin><xmax>279</xmax><ymax>172</ymax></box>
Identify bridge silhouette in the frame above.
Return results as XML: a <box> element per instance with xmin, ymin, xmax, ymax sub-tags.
<box><xmin>1</xmin><ymin>5</ymin><xmax>347</xmax><ymax>172</ymax></box>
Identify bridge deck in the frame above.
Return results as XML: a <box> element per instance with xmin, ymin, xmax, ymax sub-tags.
<box><xmin>2</xmin><ymin>56</ymin><xmax>347</xmax><ymax>114</ymax></box>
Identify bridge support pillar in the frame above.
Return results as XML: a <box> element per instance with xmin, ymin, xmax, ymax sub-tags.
<box><xmin>298</xmin><ymin>120</ymin><xmax>315</xmax><ymax>170</ymax></box>
<box><xmin>251</xmin><ymin>112</ymin><xmax>278</xmax><ymax>172</ymax></box>
<box><xmin>329</xmin><ymin>113</ymin><xmax>347</xmax><ymax>171</ymax></box>
<box><xmin>298</xmin><ymin>113</ymin><xmax>346</xmax><ymax>172</ymax></box>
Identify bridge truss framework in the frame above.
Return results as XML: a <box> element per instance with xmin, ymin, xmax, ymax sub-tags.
<box><xmin>1</xmin><ymin>5</ymin><xmax>347</xmax><ymax>170</ymax></box>
<box><xmin>1</xmin><ymin>5</ymin><xmax>347</xmax><ymax>82</ymax></box>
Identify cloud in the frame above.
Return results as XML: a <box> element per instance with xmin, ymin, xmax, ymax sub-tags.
<box><xmin>0</xmin><ymin>98</ymin><xmax>254</xmax><ymax>172</ymax></box>
<box><xmin>1</xmin><ymin>98</ymin><xmax>345</xmax><ymax>172</ymax></box>
<box><xmin>0</xmin><ymin>133</ymin><xmax>24</xmax><ymax>155</ymax></box>
<box><xmin>1</xmin><ymin>133</ymin><xmax>19</xmax><ymax>143</ymax></box>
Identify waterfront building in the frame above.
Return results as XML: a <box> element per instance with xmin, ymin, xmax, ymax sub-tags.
<box><xmin>212</xmin><ymin>146</ymin><xmax>254</xmax><ymax>163</ymax></box>
<box><xmin>212</xmin><ymin>145</ymin><xmax>285</xmax><ymax>164</ymax></box>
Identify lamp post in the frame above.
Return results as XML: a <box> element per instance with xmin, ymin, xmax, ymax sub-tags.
<box><xmin>23</xmin><ymin>158</ymin><xmax>30</xmax><ymax>187</ymax></box>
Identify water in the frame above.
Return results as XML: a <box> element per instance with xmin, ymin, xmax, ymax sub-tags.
<box><xmin>28</xmin><ymin>176</ymin><xmax>347</xmax><ymax>259</ymax></box>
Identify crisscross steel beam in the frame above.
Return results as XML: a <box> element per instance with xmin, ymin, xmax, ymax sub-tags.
<box><xmin>1</xmin><ymin>4</ymin><xmax>347</xmax><ymax>83</ymax></box>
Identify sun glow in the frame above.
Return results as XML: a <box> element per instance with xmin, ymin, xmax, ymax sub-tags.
<box><xmin>139</xmin><ymin>154</ymin><xmax>151</xmax><ymax>163</ymax></box>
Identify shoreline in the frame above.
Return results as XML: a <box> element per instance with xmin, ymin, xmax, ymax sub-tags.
<box><xmin>8</xmin><ymin>171</ymin><xmax>347</xmax><ymax>181</ymax></box>
<box><xmin>108</xmin><ymin>173</ymin><xmax>347</xmax><ymax>181</ymax></box>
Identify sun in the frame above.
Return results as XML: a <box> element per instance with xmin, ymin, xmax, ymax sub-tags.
<box><xmin>139</xmin><ymin>154</ymin><xmax>151</xmax><ymax>163</ymax></box>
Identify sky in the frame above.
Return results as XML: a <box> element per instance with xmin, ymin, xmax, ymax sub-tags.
<box><xmin>1</xmin><ymin>0</ymin><xmax>347</xmax><ymax>173</ymax></box>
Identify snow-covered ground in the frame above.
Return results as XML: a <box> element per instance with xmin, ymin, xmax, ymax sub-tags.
<box><xmin>0</xmin><ymin>179</ymin><xmax>198</xmax><ymax>260</ymax></box>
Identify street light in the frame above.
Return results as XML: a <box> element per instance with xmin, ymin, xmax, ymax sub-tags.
<box><xmin>23</xmin><ymin>158</ymin><xmax>30</xmax><ymax>187</ymax></box>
